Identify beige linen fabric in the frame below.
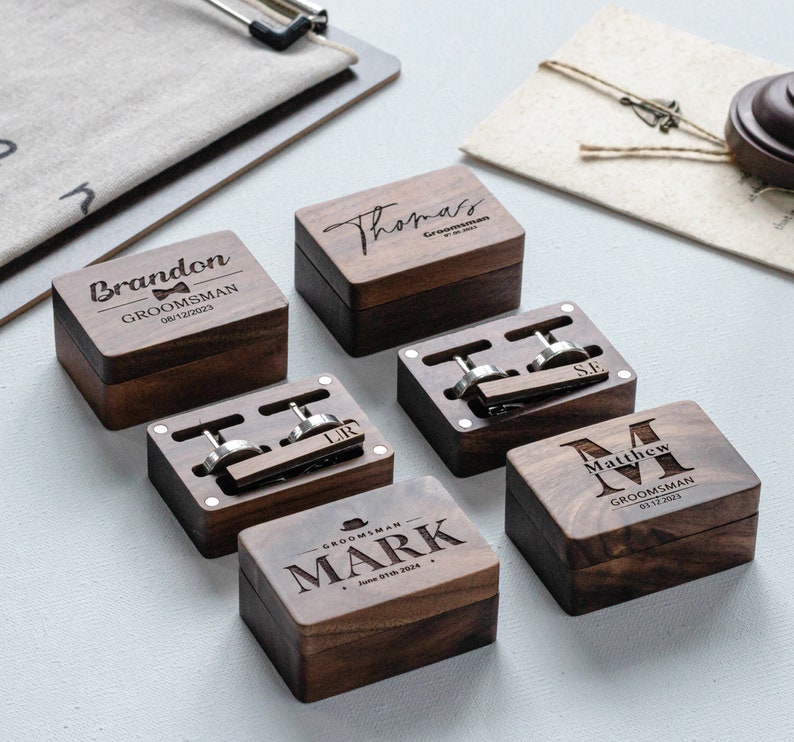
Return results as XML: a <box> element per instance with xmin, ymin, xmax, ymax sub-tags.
<box><xmin>461</xmin><ymin>5</ymin><xmax>794</xmax><ymax>274</ymax></box>
<box><xmin>0</xmin><ymin>0</ymin><xmax>357</xmax><ymax>268</ymax></box>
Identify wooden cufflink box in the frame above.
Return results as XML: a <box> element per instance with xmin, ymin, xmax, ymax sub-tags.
<box><xmin>397</xmin><ymin>301</ymin><xmax>636</xmax><ymax>476</ymax></box>
<box><xmin>294</xmin><ymin>165</ymin><xmax>525</xmax><ymax>356</ymax></box>
<box><xmin>52</xmin><ymin>231</ymin><xmax>288</xmax><ymax>429</ymax></box>
<box><xmin>506</xmin><ymin>401</ymin><xmax>761</xmax><ymax>615</ymax></box>
<box><xmin>147</xmin><ymin>374</ymin><xmax>394</xmax><ymax>558</ymax></box>
<box><xmin>238</xmin><ymin>476</ymin><xmax>499</xmax><ymax>702</ymax></box>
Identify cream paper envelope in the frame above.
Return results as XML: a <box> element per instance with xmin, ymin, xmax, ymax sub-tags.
<box><xmin>461</xmin><ymin>5</ymin><xmax>794</xmax><ymax>274</ymax></box>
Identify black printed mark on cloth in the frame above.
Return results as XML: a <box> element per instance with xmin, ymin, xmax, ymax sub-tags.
<box><xmin>0</xmin><ymin>139</ymin><xmax>17</xmax><ymax>161</ymax></box>
<box><xmin>59</xmin><ymin>182</ymin><xmax>95</xmax><ymax>215</ymax></box>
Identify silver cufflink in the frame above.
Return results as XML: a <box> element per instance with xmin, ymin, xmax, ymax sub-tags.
<box><xmin>530</xmin><ymin>331</ymin><xmax>590</xmax><ymax>370</ymax></box>
<box><xmin>451</xmin><ymin>355</ymin><xmax>509</xmax><ymax>399</ymax></box>
<box><xmin>201</xmin><ymin>429</ymin><xmax>263</xmax><ymax>475</ymax></box>
<box><xmin>288</xmin><ymin>401</ymin><xmax>344</xmax><ymax>442</ymax></box>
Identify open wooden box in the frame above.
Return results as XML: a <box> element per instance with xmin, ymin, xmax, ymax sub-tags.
<box><xmin>397</xmin><ymin>301</ymin><xmax>637</xmax><ymax>476</ymax></box>
<box><xmin>147</xmin><ymin>374</ymin><xmax>394</xmax><ymax>558</ymax></box>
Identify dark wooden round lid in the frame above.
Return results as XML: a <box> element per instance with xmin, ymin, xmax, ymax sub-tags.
<box><xmin>725</xmin><ymin>72</ymin><xmax>794</xmax><ymax>188</ymax></box>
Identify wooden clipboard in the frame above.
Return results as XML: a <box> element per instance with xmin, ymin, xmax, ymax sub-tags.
<box><xmin>0</xmin><ymin>28</ymin><xmax>399</xmax><ymax>327</ymax></box>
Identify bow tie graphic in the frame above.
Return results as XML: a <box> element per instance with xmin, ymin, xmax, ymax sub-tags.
<box><xmin>152</xmin><ymin>282</ymin><xmax>190</xmax><ymax>301</ymax></box>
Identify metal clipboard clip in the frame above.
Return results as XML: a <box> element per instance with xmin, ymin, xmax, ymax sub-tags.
<box><xmin>201</xmin><ymin>0</ymin><xmax>328</xmax><ymax>51</ymax></box>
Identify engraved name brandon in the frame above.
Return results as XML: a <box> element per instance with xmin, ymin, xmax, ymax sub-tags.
<box><xmin>322</xmin><ymin>198</ymin><xmax>486</xmax><ymax>255</ymax></box>
<box><xmin>283</xmin><ymin>519</ymin><xmax>466</xmax><ymax>594</ymax></box>
<box><xmin>85</xmin><ymin>253</ymin><xmax>241</xmax><ymax>325</ymax></box>
<box><xmin>89</xmin><ymin>254</ymin><xmax>230</xmax><ymax>303</ymax></box>
<box><xmin>561</xmin><ymin>418</ymin><xmax>695</xmax><ymax>509</ymax></box>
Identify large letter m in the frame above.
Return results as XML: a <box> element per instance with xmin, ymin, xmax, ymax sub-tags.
<box><xmin>560</xmin><ymin>418</ymin><xmax>693</xmax><ymax>498</ymax></box>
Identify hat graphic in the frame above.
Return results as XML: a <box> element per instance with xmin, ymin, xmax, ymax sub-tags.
<box><xmin>340</xmin><ymin>518</ymin><xmax>368</xmax><ymax>532</ymax></box>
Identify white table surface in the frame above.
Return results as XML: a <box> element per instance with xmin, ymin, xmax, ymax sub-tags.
<box><xmin>2</xmin><ymin>2</ymin><xmax>793</xmax><ymax>740</ymax></box>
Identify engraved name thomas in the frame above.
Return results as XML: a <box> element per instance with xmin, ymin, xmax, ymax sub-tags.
<box><xmin>561</xmin><ymin>417</ymin><xmax>695</xmax><ymax>506</ymax></box>
<box><xmin>322</xmin><ymin>198</ymin><xmax>485</xmax><ymax>256</ymax></box>
<box><xmin>89</xmin><ymin>254</ymin><xmax>230</xmax><ymax>302</ymax></box>
<box><xmin>284</xmin><ymin>519</ymin><xmax>466</xmax><ymax>594</ymax></box>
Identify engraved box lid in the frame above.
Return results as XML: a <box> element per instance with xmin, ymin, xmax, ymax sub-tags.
<box><xmin>506</xmin><ymin>401</ymin><xmax>761</xmax><ymax>569</ymax></box>
<box><xmin>294</xmin><ymin>165</ymin><xmax>525</xmax><ymax>311</ymax></box>
<box><xmin>238</xmin><ymin>476</ymin><xmax>499</xmax><ymax>654</ymax></box>
<box><xmin>52</xmin><ymin>231</ymin><xmax>288</xmax><ymax>384</ymax></box>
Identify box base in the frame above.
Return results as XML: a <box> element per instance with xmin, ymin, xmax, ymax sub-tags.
<box><xmin>395</xmin><ymin>302</ymin><xmax>637</xmax><ymax>476</ymax></box>
<box><xmin>240</xmin><ymin>571</ymin><xmax>498</xmax><ymax>702</ymax></box>
<box><xmin>147</xmin><ymin>375</ymin><xmax>394</xmax><ymax>558</ymax></box>
<box><xmin>148</xmin><ymin>440</ymin><xmax>394</xmax><ymax>559</ymax></box>
<box><xmin>55</xmin><ymin>315</ymin><xmax>287</xmax><ymax>429</ymax></box>
<box><xmin>295</xmin><ymin>246</ymin><xmax>522</xmax><ymax>356</ymax></box>
<box><xmin>398</xmin><ymin>358</ymin><xmax>636</xmax><ymax>477</ymax></box>
<box><xmin>505</xmin><ymin>489</ymin><xmax>758</xmax><ymax>615</ymax></box>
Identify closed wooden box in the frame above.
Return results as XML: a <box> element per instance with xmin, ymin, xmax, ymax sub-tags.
<box><xmin>147</xmin><ymin>374</ymin><xmax>394</xmax><ymax>558</ymax></box>
<box><xmin>238</xmin><ymin>476</ymin><xmax>499</xmax><ymax>701</ymax></box>
<box><xmin>398</xmin><ymin>301</ymin><xmax>636</xmax><ymax>476</ymax></box>
<box><xmin>294</xmin><ymin>165</ymin><xmax>525</xmax><ymax>356</ymax></box>
<box><xmin>506</xmin><ymin>401</ymin><xmax>760</xmax><ymax>615</ymax></box>
<box><xmin>52</xmin><ymin>231</ymin><xmax>288</xmax><ymax>429</ymax></box>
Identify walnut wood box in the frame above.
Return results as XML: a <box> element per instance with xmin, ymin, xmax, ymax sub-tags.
<box><xmin>398</xmin><ymin>301</ymin><xmax>636</xmax><ymax>476</ymax></box>
<box><xmin>238</xmin><ymin>476</ymin><xmax>499</xmax><ymax>702</ymax></box>
<box><xmin>52</xmin><ymin>231</ymin><xmax>288</xmax><ymax>429</ymax></box>
<box><xmin>294</xmin><ymin>165</ymin><xmax>525</xmax><ymax>356</ymax></box>
<box><xmin>147</xmin><ymin>374</ymin><xmax>394</xmax><ymax>558</ymax></box>
<box><xmin>506</xmin><ymin>401</ymin><xmax>760</xmax><ymax>615</ymax></box>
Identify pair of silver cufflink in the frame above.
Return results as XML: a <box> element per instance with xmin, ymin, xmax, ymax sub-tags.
<box><xmin>201</xmin><ymin>402</ymin><xmax>342</xmax><ymax>475</ymax></box>
<box><xmin>452</xmin><ymin>330</ymin><xmax>590</xmax><ymax>398</ymax></box>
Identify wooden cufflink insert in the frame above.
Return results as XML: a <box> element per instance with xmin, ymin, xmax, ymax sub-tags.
<box><xmin>397</xmin><ymin>302</ymin><xmax>637</xmax><ymax>477</ymax></box>
<box><xmin>147</xmin><ymin>375</ymin><xmax>394</xmax><ymax>558</ymax></box>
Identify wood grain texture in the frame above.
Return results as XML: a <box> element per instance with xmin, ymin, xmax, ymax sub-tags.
<box><xmin>295</xmin><ymin>165</ymin><xmax>524</xmax><ymax>310</ymax></box>
<box><xmin>397</xmin><ymin>302</ymin><xmax>636</xmax><ymax>476</ymax></box>
<box><xmin>506</xmin><ymin>400</ymin><xmax>761</xmax><ymax>567</ymax></box>
<box><xmin>237</xmin><ymin>476</ymin><xmax>499</xmax><ymax>701</ymax></box>
<box><xmin>53</xmin><ymin>231</ymin><xmax>286</xmax><ymax>381</ymax></box>
<box><xmin>295</xmin><ymin>246</ymin><xmax>522</xmax><ymax>356</ymax></box>
<box><xmin>478</xmin><ymin>359</ymin><xmax>609</xmax><ymax>404</ymax></box>
<box><xmin>147</xmin><ymin>375</ymin><xmax>394</xmax><ymax>558</ymax></box>
<box><xmin>240</xmin><ymin>571</ymin><xmax>498</xmax><ymax>702</ymax></box>
<box><xmin>228</xmin><ymin>422</ymin><xmax>365</xmax><ymax>489</ymax></box>
<box><xmin>54</xmin><ymin>315</ymin><xmax>287</xmax><ymax>430</ymax></box>
<box><xmin>507</xmin><ymin>490</ymin><xmax>758</xmax><ymax>615</ymax></box>
<box><xmin>294</xmin><ymin>164</ymin><xmax>523</xmax><ymax>356</ymax></box>
<box><xmin>53</xmin><ymin>231</ymin><xmax>288</xmax><ymax>429</ymax></box>
<box><xmin>505</xmin><ymin>400</ymin><xmax>761</xmax><ymax>614</ymax></box>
